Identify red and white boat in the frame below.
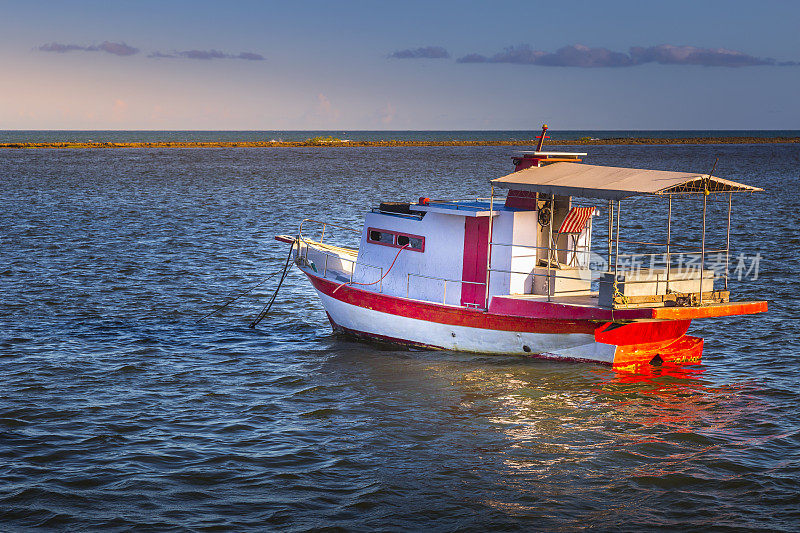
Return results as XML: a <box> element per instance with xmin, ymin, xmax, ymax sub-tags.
<box><xmin>275</xmin><ymin>127</ymin><xmax>767</xmax><ymax>370</ymax></box>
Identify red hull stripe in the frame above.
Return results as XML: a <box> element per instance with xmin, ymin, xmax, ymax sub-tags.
<box><xmin>488</xmin><ymin>295</ymin><xmax>655</xmax><ymax>321</ymax></box>
<box><xmin>308</xmin><ymin>270</ymin><xmax>704</xmax><ymax>351</ymax></box>
<box><xmin>307</xmin><ymin>272</ymin><xmax>596</xmax><ymax>335</ymax></box>
<box><xmin>596</xmin><ymin>319</ymin><xmax>690</xmax><ymax>345</ymax></box>
<box><xmin>489</xmin><ymin>295</ymin><xmax>767</xmax><ymax>321</ymax></box>
<box><xmin>327</xmin><ymin>311</ymin><xmax>612</xmax><ymax>366</ymax></box>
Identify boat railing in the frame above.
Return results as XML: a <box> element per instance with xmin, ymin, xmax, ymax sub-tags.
<box><xmin>294</xmin><ymin>238</ymin><xmax>387</xmax><ymax>289</ymax></box>
<box><xmin>406</xmin><ymin>272</ymin><xmax>486</xmax><ymax>306</ymax></box>
<box><xmin>299</xmin><ymin>240</ymin><xmax>486</xmax><ymax>306</ymax></box>
<box><xmin>612</xmin><ymin>249</ymin><xmax>731</xmax><ymax>305</ymax></box>
<box><xmin>298</xmin><ymin>218</ymin><xmax>361</xmax><ymax>245</ymax></box>
<box><xmin>487</xmin><ymin>240</ymin><xmax>730</xmax><ymax>305</ymax></box>
<box><xmin>486</xmin><ymin>266</ymin><xmax>595</xmax><ymax>296</ymax></box>
<box><xmin>297</xmin><ymin>218</ymin><xmax>361</xmax><ymax>267</ymax></box>
<box><xmin>489</xmin><ymin>240</ymin><xmax>587</xmax><ymax>256</ymax></box>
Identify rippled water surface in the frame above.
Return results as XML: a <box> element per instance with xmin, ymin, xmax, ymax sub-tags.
<box><xmin>1</xmin><ymin>144</ymin><xmax>799</xmax><ymax>531</ymax></box>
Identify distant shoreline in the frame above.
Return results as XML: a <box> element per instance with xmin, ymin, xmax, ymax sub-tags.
<box><xmin>1</xmin><ymin>137</ymin><xmax>798</xmax><ymax>149</ymax></box>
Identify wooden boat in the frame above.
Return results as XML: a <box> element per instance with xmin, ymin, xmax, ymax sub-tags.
<box><xmin>275</xmin><ymin>127</ymin><xmax>767</xmax><ymax>370</ymax></box>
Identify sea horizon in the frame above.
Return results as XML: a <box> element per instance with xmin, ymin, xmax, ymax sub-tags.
<box><xmin>2</xmin><ymin>129</ymin><xmax>799</xmax><ymax>144</ymax></box>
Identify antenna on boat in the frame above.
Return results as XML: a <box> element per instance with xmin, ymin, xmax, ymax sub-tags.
<box><xmin>535</xmin><ymin>124</ymin><xmax>549</xmax><ymax>152</ymax></box>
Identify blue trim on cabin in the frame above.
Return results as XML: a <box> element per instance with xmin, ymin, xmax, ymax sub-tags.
<box><xmin>424</xmin><ymin>200</ymin><xmax>520</xmax><ymax>213</ymax></box>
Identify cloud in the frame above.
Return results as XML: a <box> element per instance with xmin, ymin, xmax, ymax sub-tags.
<box><xmin>179</xmin><ymin>49</ymin><xmax>228</xmax><ymax>60</ymax></box>
<box><xmin>379</xmin><ymin>102</ymin><xmax>396</xmax><ymax>125</ymax></box>
<box><xmin>316</xmin><ymin>93</ymin><xmax>340</xmax><ymax>121</ymax></box>
<box><xmin>37</xmin><ymin>42</ymin><xmax>263</xmax><ymax>61</ymax></box>
<box><xmin>236</xmin><ymin>52</ymin><xmax>265</xmax><ymax>61</ymax></box>
<box><xmin>388</xmin><ymin>46</ymin><xmax>450</xmax><ymax>59</ymax></box>
<box><xmin>629</xmin><ymin>45</ymin><xmax>772</xmax><ymax>67</ymax></box>
<box><xmin>93</xmin><ymin>41</ymin><xmax>139</xmax><ymax>56</ymax></box>
<box><xmin>536</xmin><ymin>45</ymin><xmax>633</xmax><ymax>67</ymax></box>
<box><xmin>301</xmin><ymin>93</ymin><xmax>341</xmax><ymax>126</ymax></box>
<box><xmin>457</xmin><ymin>44</ymin><xmax>633</xmax><ymax>67</ymax></box>
<box><xmin>457</xmin><ymin>43</ymin><xmax>795</xmax><ymax>68</ymax></box>
<box><xmin>111</xmin><ymin>99</ymin><xmax>128</xmax><ymax>122</ymax></box>
<box><xmin>149</xmin><ymin>49</ymin><xmax>265</xmax><ymax>61</ymax></box>
<box><xmin>38</xmin><ymin>42</ymin><xmax>85</xmax><ymax>53</ymax></box>
<box><xmin>38</xmin><ymin>41</ymin><xmax>139</xmax><ymax>56</ymax></box>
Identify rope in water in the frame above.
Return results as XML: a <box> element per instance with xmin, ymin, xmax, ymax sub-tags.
<box><xmin>197</xmin><ymin>270</ymin><xmax>282</xmax><ymax>323</ymax></box>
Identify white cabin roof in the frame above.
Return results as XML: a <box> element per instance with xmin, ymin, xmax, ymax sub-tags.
<box><xmin>413</xmin><ymin>200</ymin><xmax>507</xmax><ymax>217</ymax></box>
<box><xmin>492</xmin><ymin>162</ymin><xmax>763</xmax><ymax>200</ymax></box>
<box><xmin>515</xmin><ymin>151</ymin><xmax>588</xmax><ymax>157</ymax></box>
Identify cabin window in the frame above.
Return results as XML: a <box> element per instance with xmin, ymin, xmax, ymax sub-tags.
<box><xmin>369</xmin><ymin>230</ymin><xmax>394</xmax><ymax>244</ymax></box>
<box><xmin>367</xmin><ymin>227</ymin><xmax>425</xmax><ymax>252</ymax></box>
<box><xmin>397</xmin><ymin>235</ymin><xmax>424</xmax><ymax>250</ymax></box>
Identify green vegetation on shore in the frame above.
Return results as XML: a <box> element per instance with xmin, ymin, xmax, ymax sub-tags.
<box><xmin>0</xmin><ymin>136</ymin><xmax>798</xmax><ymax>149</ymax></box>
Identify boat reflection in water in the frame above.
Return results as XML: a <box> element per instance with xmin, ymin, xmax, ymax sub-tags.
<box><xmin>439</xmin><ymin>357</ymin><xmax>763</xmax><ymax>517</ymax></box>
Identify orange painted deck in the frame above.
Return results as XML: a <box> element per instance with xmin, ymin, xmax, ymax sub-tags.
<box><xmin>489</xmin><ymin>293</ymin><xmax>767</xmax><ymax>322</ymax></box>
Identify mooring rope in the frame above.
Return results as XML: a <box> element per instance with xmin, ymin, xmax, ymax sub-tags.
<box><xmin>249</xmin><ymin>241</ymin><xmax>296</xmax><ymax>328</ymax></box>
<box><xmin>196</xmin><ymin>269</ymin><xmax>283</xmax><ymax>323</ymax></box>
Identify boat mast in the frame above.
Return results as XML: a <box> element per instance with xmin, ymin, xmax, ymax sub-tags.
<box><xmin>536</xmin><ymin>124</ymin><xmax>549</xmax><ymax>152</ymax></box>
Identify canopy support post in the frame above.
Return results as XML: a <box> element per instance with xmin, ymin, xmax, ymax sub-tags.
<box><xmin>613</xmin><ymin>199</ymin><xmax>621</xmax><ymax>306</ymax></box>
<box><xmin>698</xmin><ymin>160</ymin><xmax>716</xmax><ymax>306</ymax></box>
<box><xmin>547</xmin><ymin>193</ymin><xmax>554</xmax><ymax>302</ymax></box>
<box><xmin>725</xmin><ymin>192</ymin><xmax>732</xmax><ymax>291</ymax></box>
<box><xmin>666</xmin><ymin>195</ymin><xmax>672</xmax><ymax>294</ymax></box>
<box><xmin>607</xmin><ymin>200</ymin><xmax>613</xmax><ymax>272</ymax></box>
<box><xmin>699</xmin><ymin>191</ymin><xmax>708</xmax><ymax>305</ymax></box>
<box><xmin>484</xmin><ymin>185</ymin><xmax>494</xmax><ymax>309</ymax></box>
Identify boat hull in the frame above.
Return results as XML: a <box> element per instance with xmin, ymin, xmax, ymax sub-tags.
<box><xmin>304</xmin><ymin>270</ymin><xmax>703</xmax><ymax>368</ymax></box>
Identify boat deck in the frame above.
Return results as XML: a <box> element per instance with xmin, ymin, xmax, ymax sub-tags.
<box><xmin>489</xmin><ymin>293</ymin><xmax>767</xmax><ymax>321</ymax></box>
<box><xmin>282</xmin><ymin>235</ymin><xmax>767</xmax><ymax>323</ymax></box>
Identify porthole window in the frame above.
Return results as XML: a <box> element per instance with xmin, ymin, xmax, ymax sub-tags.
<box><xmin>369</xmin><ymin>230</ymin><xmax>394</xmax><ymax>244</ymax></box>
<box><xmin>367</xmin><ymin>227</ymin><xmax>425</xmax><ymax>252</ymax></box>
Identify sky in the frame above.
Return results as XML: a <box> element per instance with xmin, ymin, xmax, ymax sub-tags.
<box><xmin>1</xmin><ymin>0</ymin><xmax>799</xmax><ymax>130</ymax></box>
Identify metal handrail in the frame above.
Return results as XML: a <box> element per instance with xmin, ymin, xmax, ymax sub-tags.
<box><xmin>299</xmin><ymin>218</ymin><xmax>360</xmax><ymax>246</ymax></box>
<box><xmin>406</xmin><ymin>272</ymin><xmax>485</xmax><ymax>305</ymax></box>
<box><xmin>297</xmin><ymin>218</ymin><xmax>361</xmax><ymax>267</ymax></box>
<box><xmin>488</xmin><ymin>267</ymin><xmax>589</xmax><ymax>283</ymax></box>
<box><xmin>617</xmin><ymin>249</ymin><xmax>729</xmax><ymax>258</ymax></box>
<box><xmin>299</xmin><ymin>218</ymin><xmax>361</xmax><ymax>235</ymax></box>
<box><xmin>489</xmin><ymin>240</ymin><xmax>588</xmax><ymax>255</ymax></box>
<box><xmin>296</xmin><ymin>240</ymin><xmax>386</xmax><ymax>291</ymax></box>
<box><xmin>489</xmin><ymin>260</ymin><xmax>722</xmax><ymax>289</ymax></box>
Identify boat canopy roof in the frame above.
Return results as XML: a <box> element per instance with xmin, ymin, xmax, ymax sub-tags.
<box><xmin>491</xmin><ymin>162</ymin><xmax>763</xmax><ymax>200</ymax></box>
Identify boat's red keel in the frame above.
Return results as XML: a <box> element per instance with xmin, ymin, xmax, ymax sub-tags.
<box><xmin>593</xmin><ymin>319</ymin><xmax>703</xmax><ymax>370</ymax></box>
<box><xmin>610</xmin><ymin>333</ymin><xmax>703</xmax><ymax>371</ymax></box>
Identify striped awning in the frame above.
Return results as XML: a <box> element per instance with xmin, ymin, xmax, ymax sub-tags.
<box><xmin>557</xmin><ymin>206</ymin><xmax>597</xmax><ymax>234</ymax></box>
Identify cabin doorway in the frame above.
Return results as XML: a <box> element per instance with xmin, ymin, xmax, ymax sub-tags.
<box><xmin>461</xmin><ymin>217</ymin><xmax>489</xmax><ymax>307</ymax></box>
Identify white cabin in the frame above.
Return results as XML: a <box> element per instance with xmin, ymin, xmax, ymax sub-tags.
<box><xmin>350</xmin><ymin>194</ymin><xmax>596</xmax><ymax>308</ymax></box>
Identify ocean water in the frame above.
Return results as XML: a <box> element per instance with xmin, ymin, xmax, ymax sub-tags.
<box><xmin>1</xmin><ymin>129</ymin><xmax>799</xmax><ymax>143</ymax></box>
<box><xmin>0</xmin><ymin>143</ymin><xmax>798</xmax><ymax>531</ymax></box>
